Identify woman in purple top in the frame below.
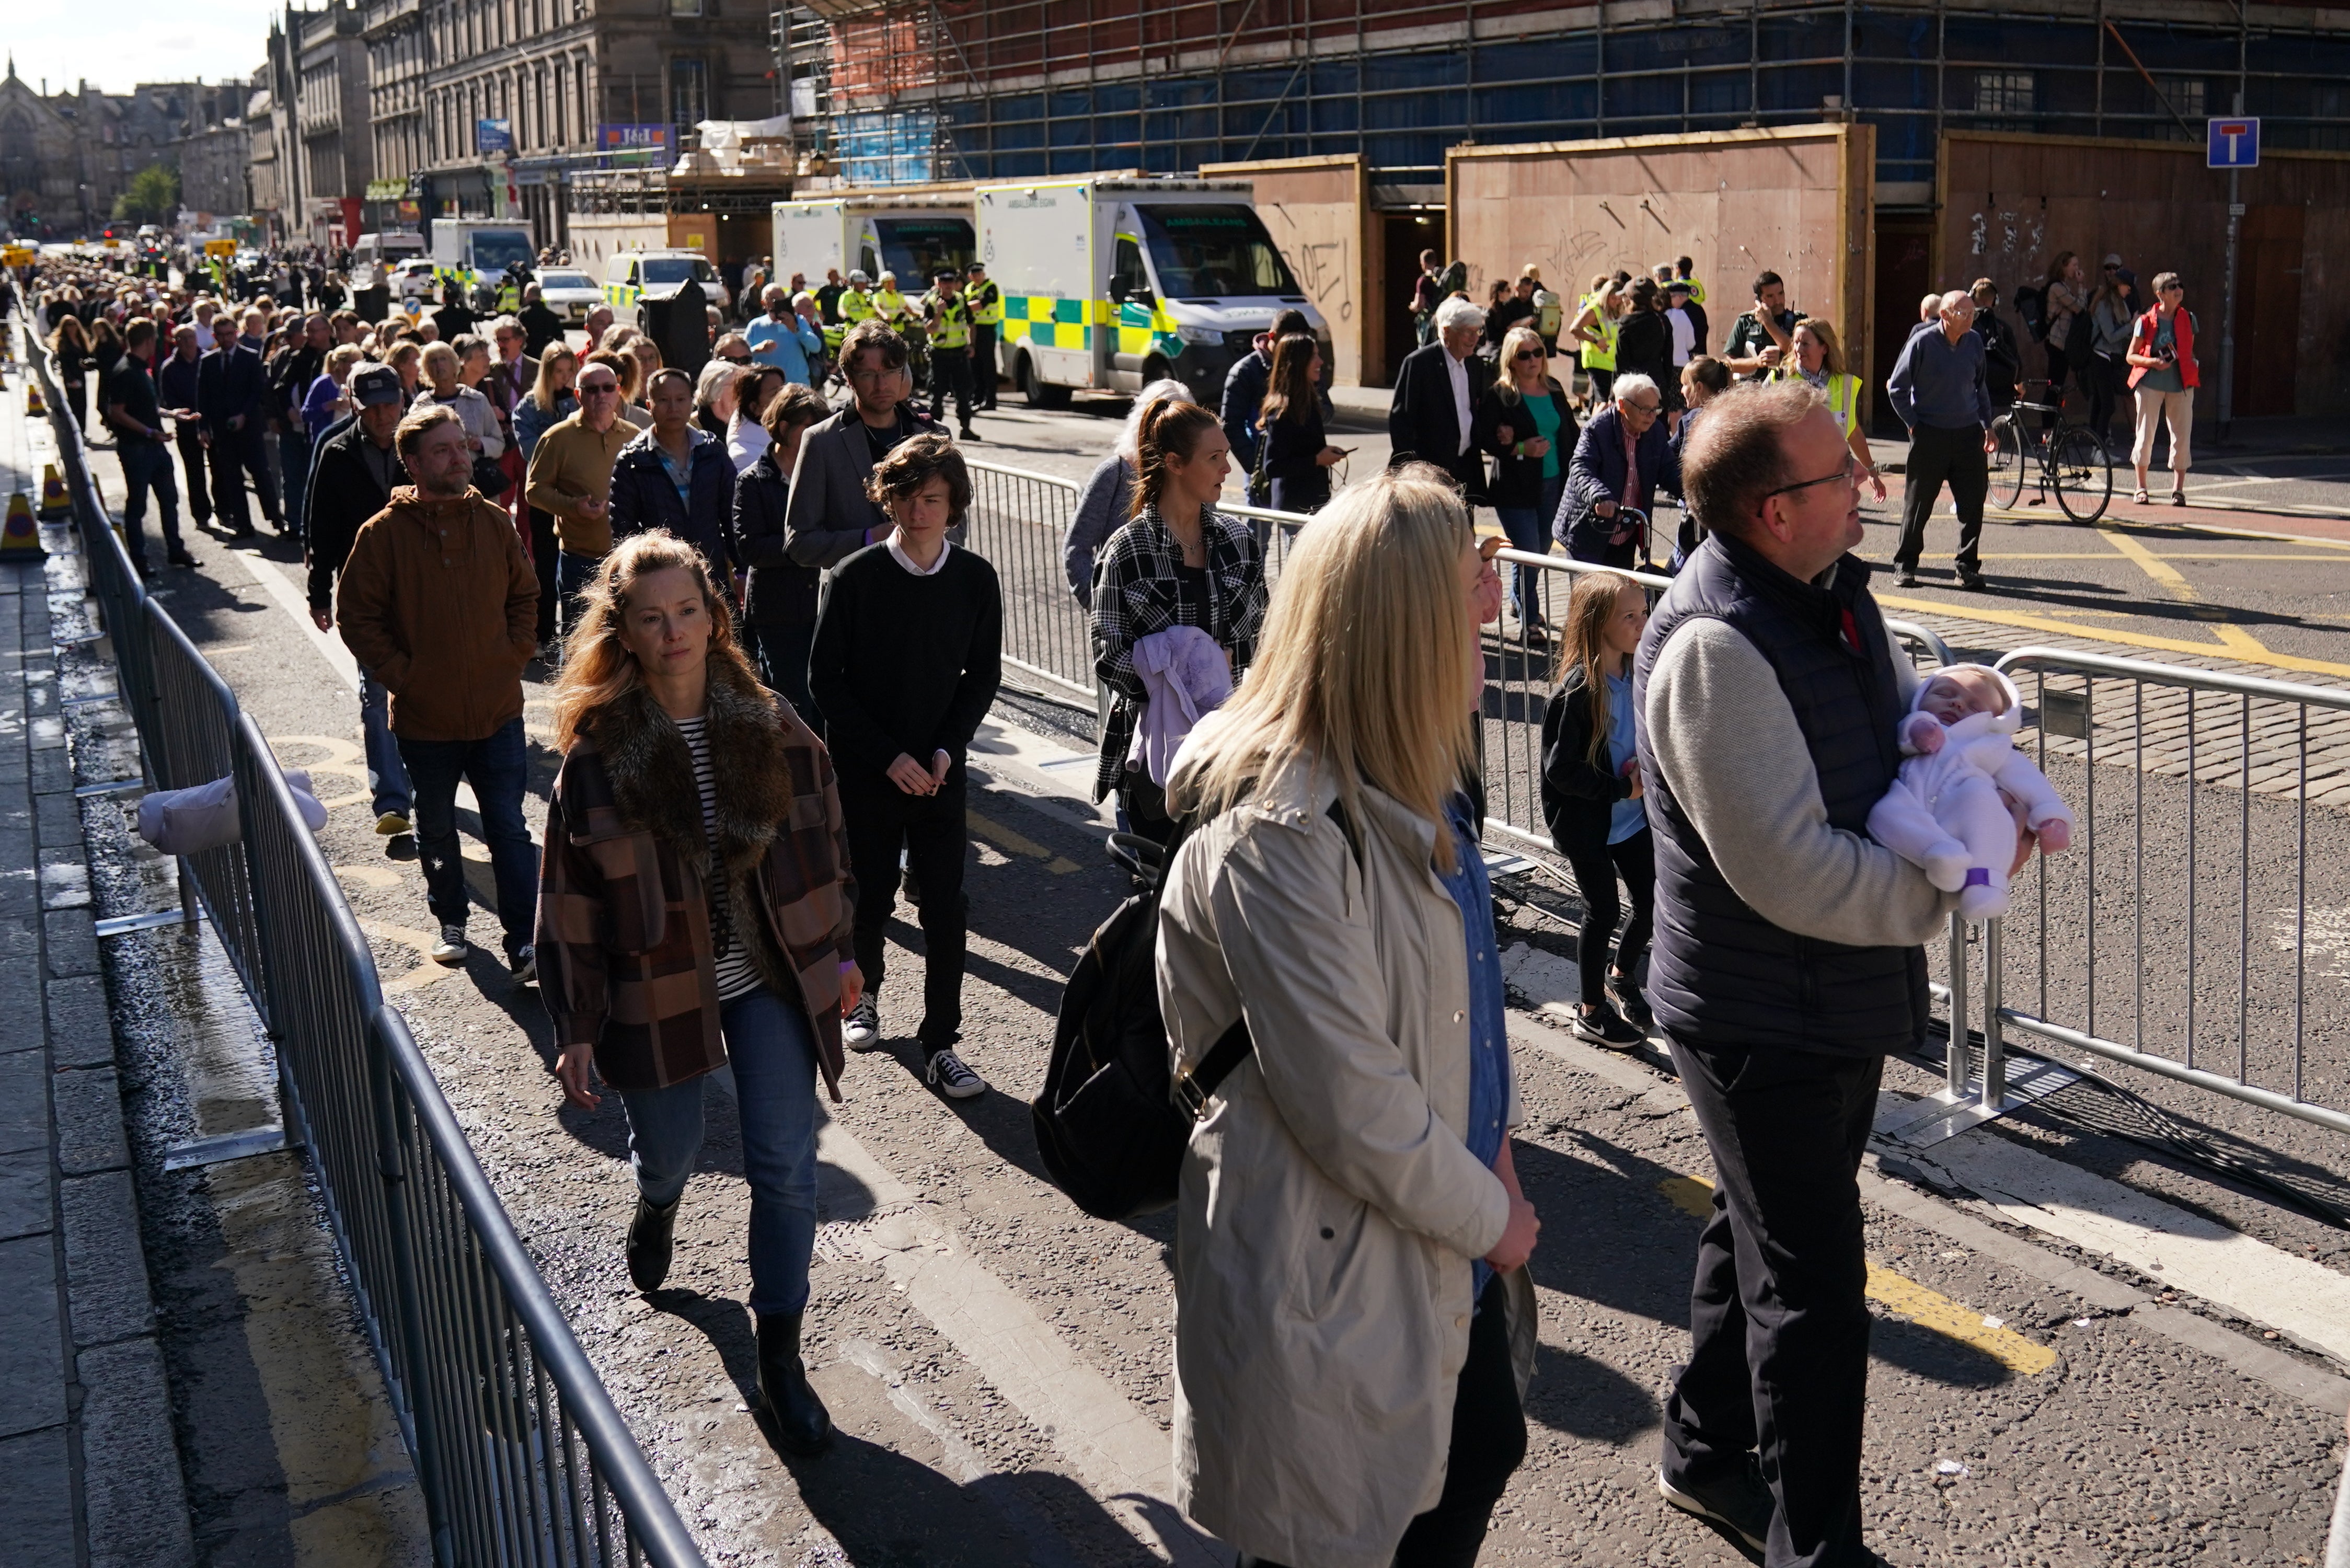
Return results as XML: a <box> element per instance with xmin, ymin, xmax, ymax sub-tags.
<box><xmin>303</xmin><ymin>345</ymin><xmax>364</xmax><ymax>441</ymax></box>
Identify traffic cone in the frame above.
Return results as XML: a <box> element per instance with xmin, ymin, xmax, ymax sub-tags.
<box><xmin>1</xmin><ymin>492</ymin><xmax>45</xmax><ymax>562</ymax></box>
<box><xmin>25</xmin><ymin>381</ymin><xmax>44</xmax><ymax>417</ymax></box>
<box><xmin>36</xmin><ymin>463</ymin><xmax>68</xmax><ymax>521</ymax></box>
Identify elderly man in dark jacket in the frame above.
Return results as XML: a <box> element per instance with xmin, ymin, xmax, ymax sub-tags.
<box><xmin>307</xmin><ymin>365</ymin><xmax>414</xmax><ymax>850</ymax></box>
<box><xmin>609</xmin><ymin>365</ymin><xmax>736</xmax><ymax>574</ymax></box>
<box><xmin>1559</xmin><ymin>371</ymin><xmax>1677</xmax><ymax>567</ymax></box>
<box><xmin>196</xmin><ymin>309</ymin><xmax>279</xmax><ymax>535</ymax></box>
<box><xmin>1387</xmin><ymin>295</ymin><xmax>1494</xmax><ymax>500</ymax></box>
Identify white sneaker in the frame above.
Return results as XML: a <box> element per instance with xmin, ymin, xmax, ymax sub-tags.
<box><xmin>842</xmin><ymin>995</ymin><xmax>880</xmax><ymax>1048</ymax></box>
<box><xmin>926</xmin><ymin>1048</ymin><xmax>986</xmax><ymax>1100</ymax></box>
<box><xmin>430</xmin><ymin>924</ymin><xmax>468</xmax><ymax>965</ymax></box>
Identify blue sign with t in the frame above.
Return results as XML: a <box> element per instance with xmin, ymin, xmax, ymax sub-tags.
<box><xmin>2207</xmin><ymin>117</ymin><xmax>2259</xmax><ymax>168</ymax></box>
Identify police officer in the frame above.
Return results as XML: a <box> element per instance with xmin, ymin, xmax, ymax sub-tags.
<box><xmin>964</xmin><ymin>261</ymin><xmax>1002</xmax><ymax>410</ymax></box>
<box><xmin>838</xmin><ymin>270</ymin><xmax>876</xmax><ymax>328</ymax></box>
<box><xmin>924</xmin><ymin>270</ymin><xmax>980</xmax><ymax>441</ymax></box>
<box><xmin>872</xmin><ymin>271</ymin><xmax>911</xmax><ymax>328</ymax></box>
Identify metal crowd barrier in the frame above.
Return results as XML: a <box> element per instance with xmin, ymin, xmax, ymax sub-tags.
<box><xmin>1950</xmin><ymin>647</ymin><xmax>2350</xmax><ymax>1138</ymax></box>
<box><xmin>29</xmin><ymin>340</ymin><xmax>707</xmax><ymax>1567</ymax></box>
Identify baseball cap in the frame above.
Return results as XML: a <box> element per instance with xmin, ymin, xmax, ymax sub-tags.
<box><xmin>2114</xmin><ymin>266</ymin><xmax>2138</xmax><ymax>286</ymax></box>
<box><xmin>2102</xmin><ymin>253</ymin><xmax>2124</xmax><ymax>267</ymax></box>
<box><xmin>351</xmin><ymin>365</ymin><xmax>404</xmax><ymax>407</ymax></box>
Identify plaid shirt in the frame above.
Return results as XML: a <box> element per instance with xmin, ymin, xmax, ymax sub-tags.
<box><xmin>1089</xmin><ymin>505</ymin><xmax>1268</xmax><ymax>800</ymax></box>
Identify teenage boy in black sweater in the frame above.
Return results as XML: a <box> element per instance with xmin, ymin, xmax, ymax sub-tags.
<box><xmin>810</xmin><ymin>433</ymin><xmax>1003</xmax><ymax>1098</ymax></box>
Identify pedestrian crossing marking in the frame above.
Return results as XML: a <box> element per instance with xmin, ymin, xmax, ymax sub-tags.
<box><xmin>1657</xmin><ymin>1174</ymin><xmax>2058</xmax><ymax>1376</ymax></box>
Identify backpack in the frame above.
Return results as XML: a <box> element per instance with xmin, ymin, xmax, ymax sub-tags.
<box><xmin>1032</xmin><ymin>801</ymin><xmax>1356</xmax><ymax>1222</ymax></box>
<box><xmin>2062</xmin><ymin>301</ymin><xmax>2095</xmax><ymax>362</ymax></box>
<box><xmin>2014</xmin><ymin>284</ymin><xmax>2049</xmax><ymax>343</ymax></box>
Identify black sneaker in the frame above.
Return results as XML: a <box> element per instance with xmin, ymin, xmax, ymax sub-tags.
<box><xmin>166</xmin><ymin>548</ymin><xmax>196</xmax><ymax>569</ymax></box>
<box><xmin>1955</xmin><ymin>569</ymin><xmax>1990</xmax><ymax>592</ymax></box>
<box><xmin>1571</xmin><ymin>1002</ymin><xmax>1644</xmax><ymax>1050</ymax></box>
<box><xmin>1657</xmin><ymin>1458</ymin><xmax>1772</xmax><ymax>1553</ymax></box>
<box><xmin>926</xmin><ymin>1048</ymin><xmax>986</xmax><ymax>1100</ymax></box>
<box><xmin>508</xmin><ymin>944</ymin><xmax>536</xmax><ymax>986</ymax></box>
<box><xmin>1608</xmin><ymin>971</ymin><xmax>1653</xmax><ymax>1030</ymax></box>
<box><xmin>1892</xmin><ymin>566</ymin><xmax>1919</xmax><ymax>588</ymax></box>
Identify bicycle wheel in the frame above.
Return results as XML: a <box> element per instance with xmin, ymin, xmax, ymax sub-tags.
<box><xmin>1988</xmin><ymin>415</ymin><xmax>2025</xmax><ymax>511</ymax></box>
<box><xmin>2052</xmin><ymin>425</ymin><xmax>2113</xmax><ymax>523</ymax></box>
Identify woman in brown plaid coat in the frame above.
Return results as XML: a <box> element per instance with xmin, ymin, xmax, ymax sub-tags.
<box><xmin>536</xmin><ymin>531</ymin><xmax>858</xmax><ymax>1456</ymax></box>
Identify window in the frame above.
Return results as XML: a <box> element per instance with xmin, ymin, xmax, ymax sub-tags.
<box><xmin>671</xmin><ymin>0</ymin><xmax>703</xmax><ymax>15</ymax></box>
<box><xmin>1133</xmin><ymin>204</ymin><xmax>1300</xmax><ymax>298</ymax></box>
<box><xmin>2153</xmin><ymin>75</ymin><xmax>2207</xmax><ymax>123</ymax></box>
<box><xmin>670</xmin><ymin>57</ymin><xmax>708</xmax><ymax>132</ymax></box>
<box><xmin>1973</xmin><ymin>71</ymin><xmax>2034</xmax><ymax>118</ymax></box>
<box><xmin>1111</xmin><ymin>235</ymin><xmax>1149</xmax><ymax>303</ymax></box>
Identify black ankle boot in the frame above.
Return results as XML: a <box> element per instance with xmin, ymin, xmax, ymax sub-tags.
<box><xmin>625</xmin><ymin>1196</ymin><xmax>679</xmax><ymax>1293</ymax></box>
<box><xmin>757</xmin><ymin>1311</ymin><xmax>833</xmax><ymax>1455</ymax></box>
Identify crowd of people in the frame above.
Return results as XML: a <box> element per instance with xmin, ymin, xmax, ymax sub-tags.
<box><xmin>20</xmin><ymin>235</ymin><xmax>2088</xmax><ymax>1568</ymax></box>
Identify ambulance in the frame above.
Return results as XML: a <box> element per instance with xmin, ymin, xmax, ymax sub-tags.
<box><xmin>973</xmin><ymin>177</ymin><xmax>1328</xmax><ymax>409</ymax></box>
<box><xmin>427</xmin><ymin>218</ymin><xmax>534</xmax><ymax>306</ymax></box>
<box><xmin>768</xmin><ymin>192</ymin><xmax>975</xmax><ymax>301</ymax></box>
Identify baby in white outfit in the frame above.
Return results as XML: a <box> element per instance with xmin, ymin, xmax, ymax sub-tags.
<box><xmin>1867</xmin><ymin>663</ymin><xmax>2076</xmax><ymax>921</ymax></box>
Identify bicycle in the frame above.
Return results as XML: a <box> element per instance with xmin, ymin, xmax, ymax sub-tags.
<box><xmin>1989</xmin><ymin>378</ymin><xmax>2112</xmax><ymax>524</ymax></box>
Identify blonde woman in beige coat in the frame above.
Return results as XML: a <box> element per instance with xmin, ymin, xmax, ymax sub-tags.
<box><xmin>1156</xmin><ymin>466</ymin><xmax>1542</xmax><ymax>1568</ymax></box>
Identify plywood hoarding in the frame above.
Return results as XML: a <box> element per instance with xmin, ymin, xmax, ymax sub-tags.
<box><xmin>1200</xmin><ymin>154</ymin><xmax>1372</xmax><ymax>386</ymax></box>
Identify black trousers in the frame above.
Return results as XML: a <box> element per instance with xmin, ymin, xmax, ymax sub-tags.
<box><xmin>528</xmin><ymin>506</ymin><xmax>559</xmax><ymax>644</ymax></box>
<box><xmin>1563</xmin><ymin>827</ymin><xmax>1655</xmax><ymax>1007</ymax></box>
<box><xmin>1893</xmin><ymin>423</ymin><xmax>1988</xmax><ymax>575</ymax></box>
<box><xmin>1661</xmin><ymin>1039</ymin><xmax>1884</xmax><ymax>1568</ymax></box>
<box><xmin>842</xmin><ymin>776</ymin><xmax>968</xmax><ymax>1052</ymax></box>
<box><xmin>175</xmin><ymin>425</ymin><xmax>214</xmax><ymax>525</ymax></box>
<box><xmin>930</xmin><ymin>346</ymin><xmax>975</xmax><ymax>428</ymax></box>
<box><xmin>207</xmin><ymin>421</ymin><xmax>282</xmax><ymax>530</ymax></box>
<box><xmin>1237</xmin><ymin>1276</ymin><xmax>1526</xmax><ymax>1568</ymax></box>
<box><xmin>971</xmin><ymin>326</ymin><xmax>998</xmax><ymax>406</ymax></box>
<box><xmin>744</xmin><ymin>618</ymin><xmax>817</xmax><ymax>729</ymax></box>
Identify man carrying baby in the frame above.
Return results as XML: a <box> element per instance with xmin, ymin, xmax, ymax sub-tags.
<box><xmin>1633</xmin><ymin>379</ymin><xmax>2039</xmax><ymax>1568</ymax></box>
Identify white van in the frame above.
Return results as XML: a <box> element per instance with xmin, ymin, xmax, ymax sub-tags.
<box><xmin>350</xmin><ymin>231</ymin><xmax>425</xmax><ymax>290</ymax></box>
<box><xmin>974</xmin><ymin>177</ymin><xmax>1327</xmax><ymax>409</ymax></box>
<box><xmin>770</xmin><ymin>192</ymin><xmax>974</xmax><ymax>295</ymax></box>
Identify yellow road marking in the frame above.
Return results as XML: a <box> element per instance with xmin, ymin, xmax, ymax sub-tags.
<box><xmin>2098</xmin><ymin>523</ymin><xmax>2274</xmax><ymax>661</ymax></box>
<box><xmin>966</xmin><ymin>808</ymin><xmax>1082</xmax><ymax>874</ymax></box>
<box><xmin>1858</xmin><ymin>551</ymin><xmax>2350</xmax><ymax>562</ymax></box>
<box><xmin>1872</xmin><ymin>592</ymin><xmax>2350</xmax><ymax>682</ymax></box>
<box><xmin>1657</xmin><ymin>1175</ymin><xmax>2057</xmax><ymax>1376</ymax></box>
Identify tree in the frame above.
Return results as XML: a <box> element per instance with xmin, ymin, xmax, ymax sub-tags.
<box><xmin>112</xmin><ymin>163</ymin><xmax>179</xmax><ymax>225</ymax></box>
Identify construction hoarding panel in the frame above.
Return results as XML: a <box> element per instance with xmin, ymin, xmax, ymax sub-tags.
<box><xmin>1938</xmin><ymin>130</ymin><xmax>2350</xmax><ymax>420</ymax></box>
<box><xmin>1200</xmin><ymin>154</ymin><xmax>1370</xmax><ymax>386</ymax></box>
<box><xmin>1448</xmin><ymin>123</ymin><xmax>1875</xmax><ymax>413</ymax></box>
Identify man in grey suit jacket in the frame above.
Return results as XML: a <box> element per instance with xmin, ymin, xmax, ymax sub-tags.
<box><xmin>785</xmin><ymin>320</ymin><xmax>950</xmax><ymax>571</ymax></box>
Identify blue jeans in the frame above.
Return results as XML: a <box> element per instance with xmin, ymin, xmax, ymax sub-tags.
<box><xmin>116</xmin><ymin>439</ymin><xmax>181</xmax><ymax>570</ymax></box>
<box><xmin>396</xmin><ymin>716</ymin><xmax>537</xmax><ymax>951</ymax></box>
<box><xmin>278</xmin><ymin>428</ymin><xmax>311</xmax><ymax>543</ymax></box>
<box><xmin>1493</xmin><ymin>471</ymin><xmax>1564</xmax><ymax>622</ymax></box>
<box><xmin>617</xmin><ymin>987</ymin><xmax>821</xmax><ymax>1318</ymax></box>
<box><xmin>556</xmin><ymin>549</ymin><xmax>601</xmax><ymax>644</ymax></box>
<box><xmin>359</xmin><ymin>672</ymin><xmax>412</xmax><ymax>818</ymax></box>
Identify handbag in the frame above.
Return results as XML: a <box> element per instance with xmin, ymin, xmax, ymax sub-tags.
<box><xmin>1246</xmin><ymin>419</ymin><xmax>1273</xmax><ymax>508</ymax></box>
<box><xmin>471</xmin><ymin>452</ymin><xmax>513</xmax><ymax>500</ymax></box>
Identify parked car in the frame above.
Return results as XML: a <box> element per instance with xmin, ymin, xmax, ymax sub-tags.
<box><xmin>533</xmin><ymin>267</ymin><xmax>605</xmax><ymax>324</ymax></box>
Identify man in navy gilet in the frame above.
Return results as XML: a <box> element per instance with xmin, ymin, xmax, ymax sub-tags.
<box><xmin>1632</xmin><ymin>379</ymin><xmax>2034</xmax><ymax>1567</ymax></box>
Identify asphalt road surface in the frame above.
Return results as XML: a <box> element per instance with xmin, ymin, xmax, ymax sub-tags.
<box><xmin>42</xmin><ymin>397</ymin><xmax>2350</xmax><ymax>1566</ymax></box>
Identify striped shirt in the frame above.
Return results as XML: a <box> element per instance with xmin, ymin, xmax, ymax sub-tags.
<box><xmin>676</xmin><ymin>715</ymin><xmax>765</xmax><ymax>1002</ymax></box>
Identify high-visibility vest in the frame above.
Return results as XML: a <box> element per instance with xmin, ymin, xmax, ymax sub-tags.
<box><xmin>873</xmin><ymin>287</ymin><xmax>908</xmax><ymax>322</ymax></box>
<box><xmin>967</xmin><ymin>279</ymin><xmax>1001</xmax><ymax>327</ymax></box>
<box><xmin>928</xmin><ymin>292</ymin><xmax>970</xmax><ymax>350</ymax></box>
<box><xmin>1583</xmin><ymin>303</ymin><xmax>1619</xmax><ymax>372</ymax></box>
<box><xmin>1775</xmin><ymin>365</ymin><xmax>1862</xmax><ymax>433</ymax></box>
<box><xmin>839</xmin><ymin>287</ymin><xmax>875</xmax><ymax>324</ymax></box>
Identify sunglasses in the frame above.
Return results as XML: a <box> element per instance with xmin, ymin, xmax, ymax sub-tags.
<box><xmin>720</xmin><ymin>352</ymin><xmax>753</xmax><ymax>365</ymax></box>
<box><xmin>1511</xmin><ymin>349</ymin><xmax>1545</xmax><ymax>363</ymax></box>
<box><xmin>579</xmin><ymin>383</ymin><xmax>620</xmax><ymax>396</ymax></box>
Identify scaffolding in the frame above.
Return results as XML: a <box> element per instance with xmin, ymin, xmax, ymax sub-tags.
<box><xmin>801</xmin><ymin>0</ymin><xmax>2350</xmax><ymax>193</ymax></box>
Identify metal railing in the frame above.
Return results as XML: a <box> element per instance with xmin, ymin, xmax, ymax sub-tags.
<box><xmin>29</xmin><ymin>339</ymin><xmax>708</xmax><ymax>1567</ymax></box>
<box><xmin>1945</xmin><ymin>647</ymin><xmax>2350</xmax><ymax>1138</ymax></box>
<box><xmin>964</xmin><ymin>457</ymin><xmax>1953</xmax><ymax>860</ymax></box>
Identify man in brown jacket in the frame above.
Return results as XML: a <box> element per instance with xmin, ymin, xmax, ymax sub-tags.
<box><xmin>337</xmin><ymin>406</ymin><xmax>543</xmax><ymax>979</ymax></box>
<box><xmin>522</xmin><ymin>356</ymin><xmax>638</xmax><ymax>641</ymax></box>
